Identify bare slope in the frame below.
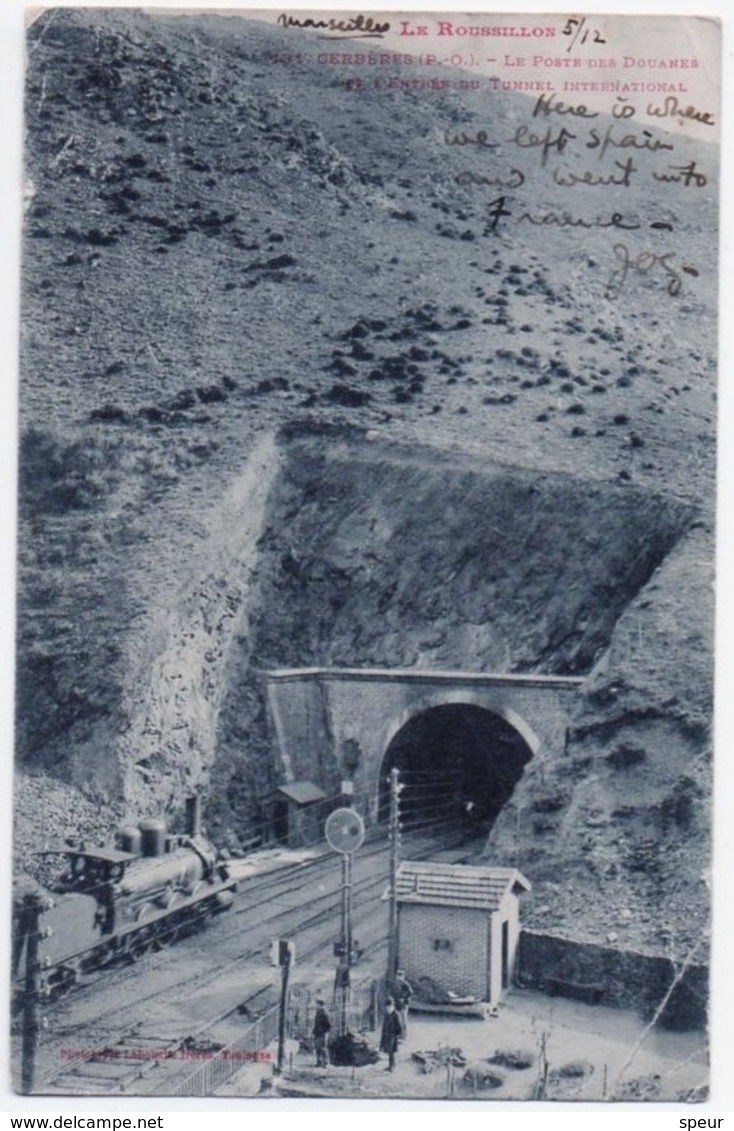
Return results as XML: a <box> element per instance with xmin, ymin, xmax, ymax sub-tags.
<box><xmin>17</xmin><ymin>10</ymin><xmax>716</xmax><ymax>955</ymax></box>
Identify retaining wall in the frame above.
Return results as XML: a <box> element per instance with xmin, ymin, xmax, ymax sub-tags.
<box><xmin>517</xmin><ymin>928</ymin><xmax>708</xmax><ymax>1030</ymax></box>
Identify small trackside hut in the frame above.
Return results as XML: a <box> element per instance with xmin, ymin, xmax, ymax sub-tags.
<box><xmin>394</xmin><ymin>861</ymin><xmax>531</xmax><ymax>1007</ymax></box>
<box><xmin>265</xmin><ymin>780</ymin><xmax>328</xmax><ymax>848</ymax></box>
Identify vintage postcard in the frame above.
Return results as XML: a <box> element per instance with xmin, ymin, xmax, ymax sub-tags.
<box><xmin>11</xmin><ymin>7</ymin><xmax>720</xmax><ymax>1103</ymax></box>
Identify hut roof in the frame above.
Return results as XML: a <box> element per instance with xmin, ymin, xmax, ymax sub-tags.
<box><xmin>272</xmin><ymin>780</ymin><xmax>327</xmax><ymax>806</ymax></box>
<box><xmin>393</xmin><ymin>861</ymin><xmax>530</xmax><ymax>911</ymax></box>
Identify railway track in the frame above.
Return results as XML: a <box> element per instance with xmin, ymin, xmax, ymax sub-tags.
<box><xmin>32</xmin><ymin>835</ymin><xmax>390</xmax><ymax>1020</ymax></box>
<box><xmin>34</xmin><ymin>835</ymin><xmax>396</xmax><ymax>1043</ymax></box>
<box><xmin>25</xmin><ymin>827</ymin><xmax>482</xmax><ymax>1096</ymax></box>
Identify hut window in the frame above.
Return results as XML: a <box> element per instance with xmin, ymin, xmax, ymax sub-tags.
<box><xmin>432</xmin><ymin>938</ymin><xmax>453</xmax><ymax>952</ymax></box>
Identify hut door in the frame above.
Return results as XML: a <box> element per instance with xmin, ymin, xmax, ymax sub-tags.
<box><xmin>501</xmin><ymin>920</ymin><xmax>510</xmax><ymax>989</ymax></box>
<box><xmin>271</xmin><ymin>800</ymin><xmax>289</xmax><ymax>844</ymax></box>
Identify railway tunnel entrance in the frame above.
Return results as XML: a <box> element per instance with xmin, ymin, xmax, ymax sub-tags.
<box><xmin>377</xmin><ymin>703</ymin><xmax>534</xmax><ymax>835</ymax></box>
<box><xmin>264</xmin><ymin>668</ymin><xmax>581</xmax><ymax>830</ymax></box>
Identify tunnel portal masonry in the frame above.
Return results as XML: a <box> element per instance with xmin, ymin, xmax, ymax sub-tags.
<box><xmin>263</xmin><ymin>667</ymin><xmax>584</xmax><ymax>825</ymax></box>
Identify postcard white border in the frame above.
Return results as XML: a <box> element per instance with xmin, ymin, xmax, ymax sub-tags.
<box><xmin>1</xmin><ymin>0</ymin><xmax>731</xmax><ymax>1122</ymax></box>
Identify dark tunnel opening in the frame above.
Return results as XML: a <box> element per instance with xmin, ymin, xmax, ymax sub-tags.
<box><xmin>378</xmin><ymin>703</ymin><xmax>534</xmax><ymax>835</ymax></box>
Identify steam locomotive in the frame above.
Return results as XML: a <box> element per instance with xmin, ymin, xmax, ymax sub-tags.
<box><xmin>13</xmin><ymin>797</ymin><xmax>237</xmax><ymax>1000</ymax></box>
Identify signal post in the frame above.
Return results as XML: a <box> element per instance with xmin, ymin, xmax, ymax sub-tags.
<box><xmin>325</xmin><ymin>805</ymin><xmax>365</xmax><ymax>1037</ymax></box>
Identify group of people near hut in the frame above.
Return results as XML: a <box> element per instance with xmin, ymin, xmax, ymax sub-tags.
<box><xmin>311</xmin><ymin>970</ymin><xmax>413</xmax><ymax>1073</ymax></box>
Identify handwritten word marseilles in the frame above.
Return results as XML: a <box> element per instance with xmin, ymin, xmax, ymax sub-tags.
<box><xmin>276</xmin><ymin>13</ymin><xmax>390</xmax><ymax>38</ymax></box>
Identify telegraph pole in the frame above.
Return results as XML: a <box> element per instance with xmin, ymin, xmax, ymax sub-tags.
<box><xmin>20</xmin><ymin>891</ymin><xmax>44</xmax><ymax>1094</ymax></box>
<box><xmin>387</xmin><ymin>767</ymin><xmax>401</xmax><ymax>986</ymax></box>
<box><xmin>274</xmin><ymin>939</ymin><xmax>294</xmax><ymax>1075</ymax></box>
<box><xmin>335</xmin><ymin>851</ymin><xmax>352</xmax><ymax>1036</ymax></box>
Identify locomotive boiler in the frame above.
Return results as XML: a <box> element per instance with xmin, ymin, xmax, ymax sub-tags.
<box><xmin>13</xmin><ymin>797</ymin><xmax>237</xmax><ymax>999</ymax></box>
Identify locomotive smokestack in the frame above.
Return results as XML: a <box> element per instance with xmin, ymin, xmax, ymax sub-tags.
<box><xmin>185</xmin><ymin>795</ymin><xmax>202</xmax><ymax>838</ymax></box>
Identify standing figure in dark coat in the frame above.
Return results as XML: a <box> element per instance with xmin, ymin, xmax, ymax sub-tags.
<box><xmin>379</xmin><ymin>998</ymin><xmax>403</xmax><ymax>1072</ymax></box>
<box><xmin>312</xmin><ymin>997</ymin><xmax>331</xmax><ymax>1067</ymax></box>
<box><xmin>392</xmin><ymin>969</ymin><xmax>413</xmax><ymax>1038</ymax></box>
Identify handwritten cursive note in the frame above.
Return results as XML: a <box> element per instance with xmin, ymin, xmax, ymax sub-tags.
<box><xmin>440</xmin><ymin>84</ymin><xmax>714</xmax><ymax>298</ymax></box>
<box><xmin>263</xmin><ymin>11</ymin><xmax>718</xmax><ymax>301</ymax></box>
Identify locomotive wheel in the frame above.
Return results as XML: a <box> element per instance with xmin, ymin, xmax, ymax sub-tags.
<box><xmin>129</xmin><ymin>926</ymin><xmax>156</xmax><ymax>959</ymax></box>
<box><xmin>128</xmin><ymin>904</ymin><xmax>159</xmax><ymax>959</ymax></box>
<box><xmin>157</xmin><ymin>918</ymin><xmax>182</xmax><ymax>947</ymax></box>
<box><xmin>155</xmin><ymin>893</ymin><xmax>188</xmax><ymax>947</ymax></box>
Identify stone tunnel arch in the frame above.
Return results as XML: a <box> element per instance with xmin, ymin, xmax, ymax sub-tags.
<box><xmin>377</xmin><ymin>702</ymin><xmax>537</xmax><ymax>834</ymax></box>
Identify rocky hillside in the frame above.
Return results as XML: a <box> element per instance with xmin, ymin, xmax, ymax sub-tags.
<box><xmin>16</xmin><ymin>9</ymin><xmax>716</xmax><ymax>956</ymax></box>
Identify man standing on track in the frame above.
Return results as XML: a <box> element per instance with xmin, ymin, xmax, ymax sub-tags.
<box><xmin>392</xmin><ymin>969</ymin><xmax>413</xmax><ymax>1038</ymax></box>
<box><xmin>380</xmin><ymin>998</ymin><xmax>403</xmax><ymax>1072</ymax></box>
<box><xmin>313</xmin><ymin>997</ymin><xmax>331</xmax><ymax>1067</ymax></box>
